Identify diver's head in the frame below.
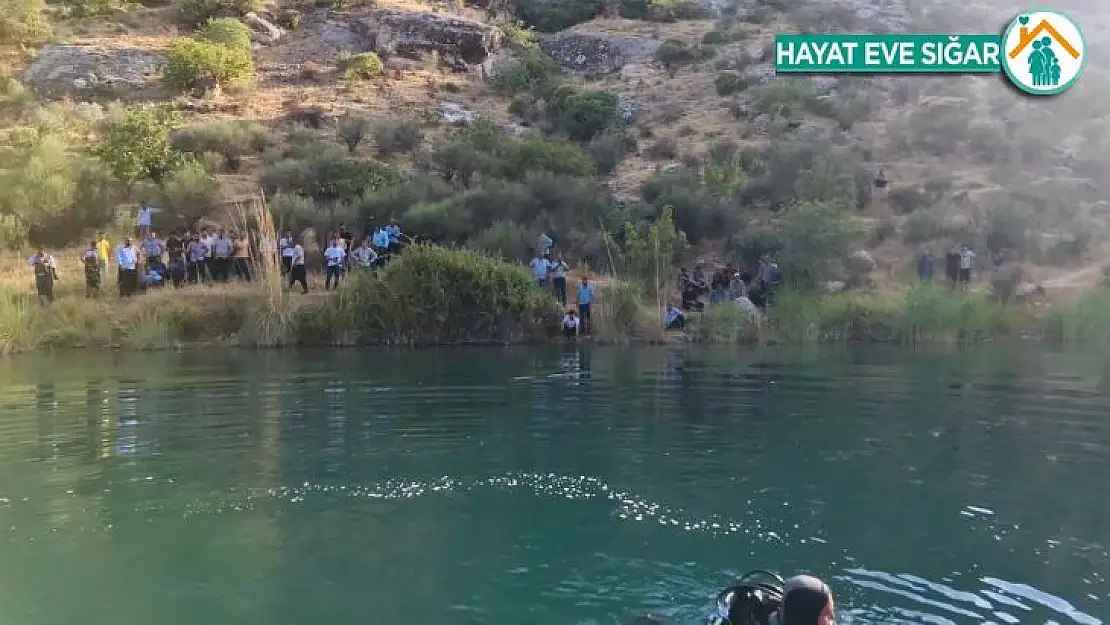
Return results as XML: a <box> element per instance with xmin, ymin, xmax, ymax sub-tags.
<box><xmin>779</xmin><ymin>576</ymin><xmax>834</xmax><ymax>625</ymax></box>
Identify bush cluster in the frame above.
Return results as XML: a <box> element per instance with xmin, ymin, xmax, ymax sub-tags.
<box><xmin>654</xmin><ymin>39</ymin><xmax>717</xmax><ymax>69</ymax></box>
<box><xmin>514</xmin><ymin>0</ymin><xmax>602</xmax><ymax>32</ymax></box>
<box><xmin>196</xmin><ymin>17</ymin><xmax>253</xmax><ymax>51</ymax></box>
<box><xmin>620</xmin><ymin>0</ymin><xmax>710</xmax><ymax>22</ymax></box>
<box><xmin>497</xmin><ymin>51</ymin><xmax>621</xmax><ymax>142</ymax></box>
<box><xmin>344</xmin><ymin>52</ymin><xmax>384</xmax><ymax>81</ymax></box>
<box><xmin>164</xmin><ymin>35</ymin><xmax>254</xmax><ymax>92</ymax></box>
<box><xmin>169</xmin><ymin>120</ymin><xmax>274</xmax><ymax>170</ymax></box>
<box><xmin>177</xmin><ymin>0</ymin><xmax>263</xmax><ymax>26</ymax></box>
<box><xmin>301</xmin><ymin>244</ymin><xmax>559</xmax><ymax>344</ymax></box>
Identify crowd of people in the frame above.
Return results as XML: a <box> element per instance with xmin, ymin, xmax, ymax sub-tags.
<box><xmin>24</xmin><ymin>208</ymin><xmax>407</xmax><ymax>303</ymax></box>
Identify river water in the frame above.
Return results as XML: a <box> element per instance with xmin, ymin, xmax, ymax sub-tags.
<box><xmin>0</xmin><ymin>346</ymin><xmax>1106</xmax><ymax>625</ymax></box>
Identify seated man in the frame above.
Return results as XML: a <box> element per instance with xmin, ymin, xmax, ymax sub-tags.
<box><xmin>561</xmin><ymin>309</ymin><xmax>580</xmax><ymax>339</ymax></box>
<box><xmin>664</xmin><ymin>304</ymin><xmax>685</xmax><ymax>330</ymax></box>
<box><xmin>681</xmin><ymin>282</ymin><xmax>704</xmax><ymax>312</ymax></box>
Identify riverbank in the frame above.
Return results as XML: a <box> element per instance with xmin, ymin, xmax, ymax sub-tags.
<box><xmin>2</xmin><ymin>244</ymin><xmax>1110</xmax><ymax>353</ymax></box>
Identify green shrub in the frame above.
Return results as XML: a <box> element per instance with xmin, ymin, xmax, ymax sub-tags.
<box><xmin>654</xmin><ymin>39</ymin><xmax>695</xmax><ymax>67</ymax></box>
<box><xmin>357</xmin><ymin>174</ymin><xmax>454</xmax><ymax>222</ymax></box>
<box><xmin>63</xmin><ymin>0</ymin><xmax>133</xmax><ymax>18</ymax></box>
<box><xmin>196</xmin><ymin>17</ymin><xmax>253</xmax><ymax>51</ymax></box>
<box><xmin>549</xmin><ymin>88</ymin><xmax>619</xmax><ymax>141</ymax></box>
<box><xmin>371</xmin><ymin>119</ymin><xmax>424</xmax><ymax>157</ymax></box>
<box><xmin>515</xmin><ymin>0</ymin><xmax>602</xmax><ymax>32</ymax></box>
<box><xmin>0</xmin><ymin>0</ymin><xmax>51</xmax><ymax>47</ymax></box>
<box><xmin>490</xmin><ymin>136</ymin><xmax>595</xmax><ymax>180</ymax></box>
<box><xmin>155</xmin><ymin>158</ymin><xmax>221</xmax><ymax>223</ymax></box>
<box><xmin>176</xmin><ymin>0</ymin><xmax>263</xmax><ymax>26</ymax></box>
<box><xmin>904</xmin><ymin>102</ymin><xmax>973</xmax><ymax>156</ymax></box>
<box><xmin>492</xmin><ymin>49</ymin><xmax>562</xmax><ymax>97</ymax></box>
<box><xmin>754</xmin><ymin>79</ymin><xmax>818</xmax><ymax>118</ymax></box>
<box><xmin>740</xmin><ymin>137</ymin><xmax>870</xmax><ymax>211</ymax></box>
<box><xmin>301</xmin><ymin>244</ymin><xmax>559</xmax><ymax>344</ymax></box>
<box><xmin>260</xmin><ymin>144</ymin><xmax>401</xmax><ymax>205</ymax></box>
<box><xmin>620</xmin><ymin>0</ymin><xmax>709</xmax><ymax>21</ymax></box>
<box><xmin>714</xmin><ymin>71</ymin><xmax>749</xmax><ymax>96</ymax></box>
<box><xmin>587</xmin><ymin>129</ymin><xmax>635</xmax><ymax>175</ymax></box>
<box><xmin>336</xmin><ymin>111</ymin><xmax>372</xmax><ymax>152</ymax></box>
<box><xmin>93</xmin><ymin>103</ymin><xmax>186</xmax><ymax>185</ymax></box>
<box><xmin>169</xmin><ymin>120</ymin><xmax>274</xmax><ymax>170</ymax></box>
<box><xmin>0</xmin><ymin>129</ymin><xmax>120</xmax><ymax>247</ymax></box>
<box><xmin>163</xmin><ymin>38</ymin><xmax>254</xmax><ymax>91</ymax></box>
<box><xmin>430</xmin><ymin>138</ymin><xmax>489</xmax><ymax>187</ymax></box>
<box><xmin>344</xmin><ymin>52</ymin><xmax>384</xmax><ymax>81</ymax></box>
<box><xmin>701</xmin><ymin>29</ymin><xmax>730</xmax><ymax>44</ymax></box>
<box><xmin>655</xmin><ymin>40</ymin><xmax>717</xmax><ymax>72</ymax></box>
<box><xmin>640</xmin><ymin>168</ymin><xmax>733</xmax><ymax>243</ymax></box>
<box><xmin>269</xmin><ymin>193</ymin><xmax>318</xmax><ymax>233</ymax></box>
<box><xmin>645</xmin><ymin>136</ymin><xmax>678</xmax><ymax>160</ymax></box>
<box><xmin>275</xmin><ymin>8</ymin><xmax>300</xmax><ymax>28</ymax></box>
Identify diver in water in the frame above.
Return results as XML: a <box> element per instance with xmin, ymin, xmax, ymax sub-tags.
<box><xmin>710</xmin><ymin>571</ymin><xmax>834</xmax><ymax>625</ymax></box>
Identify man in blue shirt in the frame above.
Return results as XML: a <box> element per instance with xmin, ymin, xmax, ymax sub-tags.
<box><xmin>530</xmin><ymin>253</ymin><xmax>550</xmax><ymax>287</ymax></box>
<box><xmin>373</xmin><ymin>227</ymin><xmax>391</xmax><ymax>266</ymax></box>
<box><xmin>386</xmin><ymin>219</ymin><xmax>402</xmax><ymax>253</ymax></box>
<box><xmin>577</xmin><ymin>277</ymin><xmax>595</xmax><ymax>334</ymax></box>
<box><xmin>917</xmin><ymin>250</ymin><xmax>934</xmax><ymax>280</ymax></box>
<box><xmin>116</xmin><ymin>237</ymin><xmax>139</xmax><ymax>297</ymax></box>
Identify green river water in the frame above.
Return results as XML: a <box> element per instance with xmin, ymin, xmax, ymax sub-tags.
<box><xmin>0</xmin><ymin>346</ymin><xmax>1106</xmax><ymax>625</ymax></box>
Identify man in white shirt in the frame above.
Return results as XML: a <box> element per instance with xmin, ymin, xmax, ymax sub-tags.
<box><xmin>561</xmin><ymin>309</ymin><xmax>579</xmax><ymax>339</ymax></box>
<box><xmin>351</xmin><ymin>237</ymin><xmax>378</xmax><ymax>270</ymax></box>
<box><xmin>279</xmin><ymin>231</ymin><xmax>295</xmax><ymax>275</ymax></box>
<box><xmin>288</xmin><ymin>240</ymin><xmax>308</xmax><ymax>294</ymax></box>
<box><xmin>551</xmin><ymin>253</ymin><xmax>570</xmax><ymax>305</ymax></box>
<box><xmin>958</xmin><ymin>244</ymin><xmax>974</xmax><ymax>289</ymax></box>
<box><xmin>324</xmin><ymin>235</ymin><xmax>347</xmax><ymax>291</ymax></box>
<box><xmin>211</xmin><ymin>230</ymin><xmax>234</xmax><ymax>282</ymax></box>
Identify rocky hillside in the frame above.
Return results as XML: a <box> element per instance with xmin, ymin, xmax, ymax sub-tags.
<box><xmin>2</xmin><ymin>0</ymin><xmax>1110</xmax><ymax>288</ymax></box>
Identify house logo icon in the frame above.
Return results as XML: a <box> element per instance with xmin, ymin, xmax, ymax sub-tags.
<box><xmin>1001</xmin><ymin>10</ymin><xmax>1085</xmax><ymax>95</ymax></box>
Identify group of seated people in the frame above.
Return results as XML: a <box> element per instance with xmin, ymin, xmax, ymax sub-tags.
<box><xmin>678</xmin><ymin>259</ymin><xmax>781</xmax><ymax>313</ymax></box>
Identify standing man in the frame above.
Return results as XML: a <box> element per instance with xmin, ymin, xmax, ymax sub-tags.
<box><xmin>117</xmin><ymin>237</ymin><xmax>139</xmax><ymax>297</ymax></box>
<box><xmin>136</xmin><ymin>205</ymin><xmax>156</xmax><ymax>237</ymax></box>
<box><xmin>186</xmin><ymin>233</ymin><xmax>208</xmax><ymax>284</ymax></box>
<box><xmin>958</xmin><ymin>244</ymin><xmax>975</xmax><ymax>291</ymax></box>
<box><xmin>96</xmin><ymin>231</ymin><xmax>112</xmax><ymax>286</ymax></box>
<box><xmin>324</xmin><ymin>235</ymin><xmax>347</xmax><ymax>291</ymax></box>
<box><xmin>233</xmin><ymin>232</ymin><xmax>252</xmax><ymax>282</ymax></box>
<box><xmin>551</xmin><ymin>253</ymin><xmax>570</xmax><ymax>305</ymax></box>
<box><xmin>945</xmin><ymin>246</ymin><xmax>961</xmax><ymax>288</ymax></box>
<box><xmin>141</xmin><ymin>230</ymin><xmax>163</xmax><ymax>269</ymax></box>
<box><xmin>84</xmin><ymin>241</ymin><xmax>101</xmax><ymax>298</ymax></box>
<box><xmin>28</xmin><ymin>247</ymin><xmax>58</xmax><ymax>304</ymax></box>
<box><xmin>917</xmin><ymin>249</ymin><xmax>934</xmax><ymax>281</ymax></box>
<box><xmin>577</xmin><ymin>277</ymin><xmax>595</xmax><ymax>335</ymax></box>
<box><xmin>288</xmin><ymin>238</ymin><xmax>308</xmax><ymax>294</ymax></box>
<box><xmin>530</xmin><ymin>252</ymin><xmax>550</xmax><ymax>288</ymax></box>
<box><xmin>211</xmin><ymin>230</ymin><xmax>234</xmax><ymax>282</ymax></box>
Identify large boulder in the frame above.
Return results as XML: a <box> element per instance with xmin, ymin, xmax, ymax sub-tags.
<box><xmin>350</xmin><ymin>9</ymin><xmax>503</xmax><ymax>65</ymax></box>
<box><xmin>539</xmin><ymin>31</ymin><xmax>660</xmax><ymax>74</ymax></box>
<box><xmin>22</xmin><ymin>44</ymin><xmax>165</xmax><ymax>99</ymax></box>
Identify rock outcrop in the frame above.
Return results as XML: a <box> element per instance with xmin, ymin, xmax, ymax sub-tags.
<box><xmin>539</xmin><ymin>32</ymin><xmax>660</xmax><ymax>74</ymax></box>
<box><xmin>22</xmin><ymin>44</ymin><xmax>165</xmax><ymax>99</ymax></box>
<box><xmin>244</xmin><ymin>12</ymin><xmax>286</xmax><ymax>45</ymax></box>
<box><xmin>350</xmin><ymin>9</ymin><xmax>503</xmax><ymax>65</ymax></box>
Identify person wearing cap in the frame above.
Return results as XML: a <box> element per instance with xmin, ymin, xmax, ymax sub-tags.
<box><xmin>772</xmin><ymin>576</ymin><xmax>834</xmax><ymax>625</ymax></box>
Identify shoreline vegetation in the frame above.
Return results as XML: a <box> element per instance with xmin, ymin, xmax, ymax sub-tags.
<box><xmin>4</xmin><ymin>238</ymin><xmax>1110</xmax><ymax>354</ymax></box>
